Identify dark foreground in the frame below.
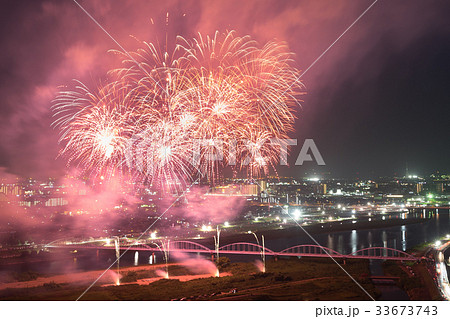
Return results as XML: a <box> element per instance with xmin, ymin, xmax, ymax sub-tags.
<box><xmin>0</xmin><ymin>257</ymin><xmax>441</xmax><ymax>301</ymax></box>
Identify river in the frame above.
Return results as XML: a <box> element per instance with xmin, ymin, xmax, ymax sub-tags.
<box><xmin>1</xmin><ymin>209</ymin><xmax>449</xmax><ymax>300</ymax></box>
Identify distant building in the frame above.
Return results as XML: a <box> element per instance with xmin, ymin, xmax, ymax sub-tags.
<box><xmin>210</xmin><ymin>183</ymin><xmax>259</xmax><ymax>196</ymax></box>
<box><xmin>435</xmin><ymin>182</ymin><xmax>444</xmax><ymax>194</ymax></box>
<box><xmin>0</xmin><ymin>184</ymin><xmax>22</xmax><ymax>196</ymax></box>
<box><xmin>240</xmin><ymin>184</ymin><xmax>259</xmax><ymax>196</ymax></box>
<box><xmin>416</xmin><ymin>182</ymin><xmax>423</xmax><ymax>194</ymax></box>
<box><xmin>257</xmin><ymin>180</ymin><xmax>267</xmax><ymax>192</ymax></box>
<box><xmin>314</xmin><ymin>183</ymin><xmax>327</xmax><ymax>195</ymax></box>
<box><xmin>45</xmin><ymin>197</ymin><xmax>68</xmax><ymax>207</ymax></box>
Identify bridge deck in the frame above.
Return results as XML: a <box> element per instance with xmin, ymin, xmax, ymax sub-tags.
<box><xmin>45</xmin><ymin>242</ymin><xmax>419</xmax><ymax>261</ymax></box>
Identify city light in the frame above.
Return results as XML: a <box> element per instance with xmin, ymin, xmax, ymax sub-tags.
<box><xmin>201</xmin><ymin>225</ymin><xmax>213</xmax><ymax>232</ymax></box>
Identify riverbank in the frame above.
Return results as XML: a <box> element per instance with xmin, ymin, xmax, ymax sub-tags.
<box><xmin>381</xmin><ymin>253</ymin><xmax>443</xmax><ymax>301</ymax></box>
<box><xmin>0</xmin><ymin>258</ymin><xmax>377</xmax><ymax>301</ymax></box>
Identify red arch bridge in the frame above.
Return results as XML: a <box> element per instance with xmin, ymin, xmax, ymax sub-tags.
<box><xmin>45</xmin><ymin>240</ymin><xmax>419</xmax><ymax>261</ymax></box>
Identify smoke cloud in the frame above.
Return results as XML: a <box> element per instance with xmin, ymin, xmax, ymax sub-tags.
<box><xmin>1</xmin><ymin>1</ymin><xmax>449</xmax><ymax>178</ymax></box>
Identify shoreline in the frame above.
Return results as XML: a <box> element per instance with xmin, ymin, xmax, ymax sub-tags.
<box><xmin>194</xmin><ymin>217</ymin><xmax>430</xmax><ymax>245</ymax></box>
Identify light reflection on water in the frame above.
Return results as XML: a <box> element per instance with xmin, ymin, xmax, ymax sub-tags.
<box><xmin>350</xmin><ymin>230</ymin><xmax>357</xmax><ymax>253</ymax></box>
<box><xmin>266</xmin><ymin>209</ymin><xmax>449</xmax><ymax>255</ymax></box>
<box><xmin>2</xmin><ymin>209</ymin><xmax>449</xmax><ymax>275</ymax></box>
<box><xmin>401</xmin><ymin>225</ymin><xmax>406</xmax><ymax>251</ymax></box>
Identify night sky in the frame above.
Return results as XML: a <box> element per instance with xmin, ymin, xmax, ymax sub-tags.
<box><xmin>0</xmin><ymin>0</ymin><xmax>449</xmax><ymax>179</ymax></box>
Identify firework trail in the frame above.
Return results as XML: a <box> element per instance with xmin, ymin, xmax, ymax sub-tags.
<box><xmin>52</xmin><ymin>31</ymin><xmax>305</xmax><ymax>191</ymax></box>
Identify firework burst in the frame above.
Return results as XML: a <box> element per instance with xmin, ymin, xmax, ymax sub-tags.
<box><xmin>53</xmin><ymin>31</ymin><xmax>305</xmax><ymax>191</ymax></box>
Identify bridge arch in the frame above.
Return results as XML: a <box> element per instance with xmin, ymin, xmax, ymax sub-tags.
<box><xmin>350</xmin><ymin>247</ymin><xmax>418</xmax><ymax>260</ymax></box>
<box><xmin>42</xmin><ymin>240</ymin><xmax>419</xmax><ymax>261</ymax></box>
<box><xmin>44</xmin><ymin>238</ymin><xmax>87</xmax><ymax>248</ymax></box>
<box><xmin>127</xmin><ymin>243</ymin><xmax>155</xmax><ymax>250</ymax></box>
<box><xmin>219</xmin><ymin>242</ymin><xmax>275</xmax><ymax>255</ymax></box>
<box><xmin>279</xmin><ymin>245</ymin><xmax>344</xmax><ymax>257</ymax></box>
<box><xmin>169</xmin><ymin>241</ymin><xmax>212</xmax><ymax>253</ymax></box>
<box><xmin>44</xmin><ymin>239</ymin><xmax>67</xmax><ymax>248</ymax></box>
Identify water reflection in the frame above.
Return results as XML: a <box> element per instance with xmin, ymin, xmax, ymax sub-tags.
<box><xmin>3</xmin><ymin>209</ymin><xmax>449</xmax><ymax>276</ymax></box>
<box><xmin>436</xmin><ymin>209</ymin><xmax>440</xmax><ymax>235</ymax></box>
<box><xmin>263</xmin><ymin>209</ymin><xmax>449</xmax><ymax>257</ymax></box>
<box><xmin>401</xmin><ymin>225</ymin><xmax>406</xmax><ymax>251</ymax></box>
<box><xmin>327</xmin><ymin>234</ymin><xmax>333</xmax><ymax>251</ymax></box>
<box><xmin>382</xmin><ymin>230</ymin><xmax>387</xmax><ymax>248</ymax></box>
<box><xmin>351</xmin><ymin>230</ymin><xmax>357</xmax><ymax>253</ymax></box>
<box><xmin>367</xmin><ymin>231</ymin><xmax>373</xmax><ymax>248</ymax></box>
<box><xmin>337</xmin><ymin>235</ymin><xmax>344</xmax><ymax>254</ymax></box>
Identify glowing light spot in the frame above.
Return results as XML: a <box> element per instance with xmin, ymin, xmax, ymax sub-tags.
<box><xmin>159</xmin><ymin>146</ymin><xmax>172</xmax><ymax>161</ymax></box>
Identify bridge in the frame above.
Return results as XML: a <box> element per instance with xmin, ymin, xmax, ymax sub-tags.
<box><xmin>45</xmin><ymin>240</ymin><xmax>419</xmax><ymax>261</ymax></box>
